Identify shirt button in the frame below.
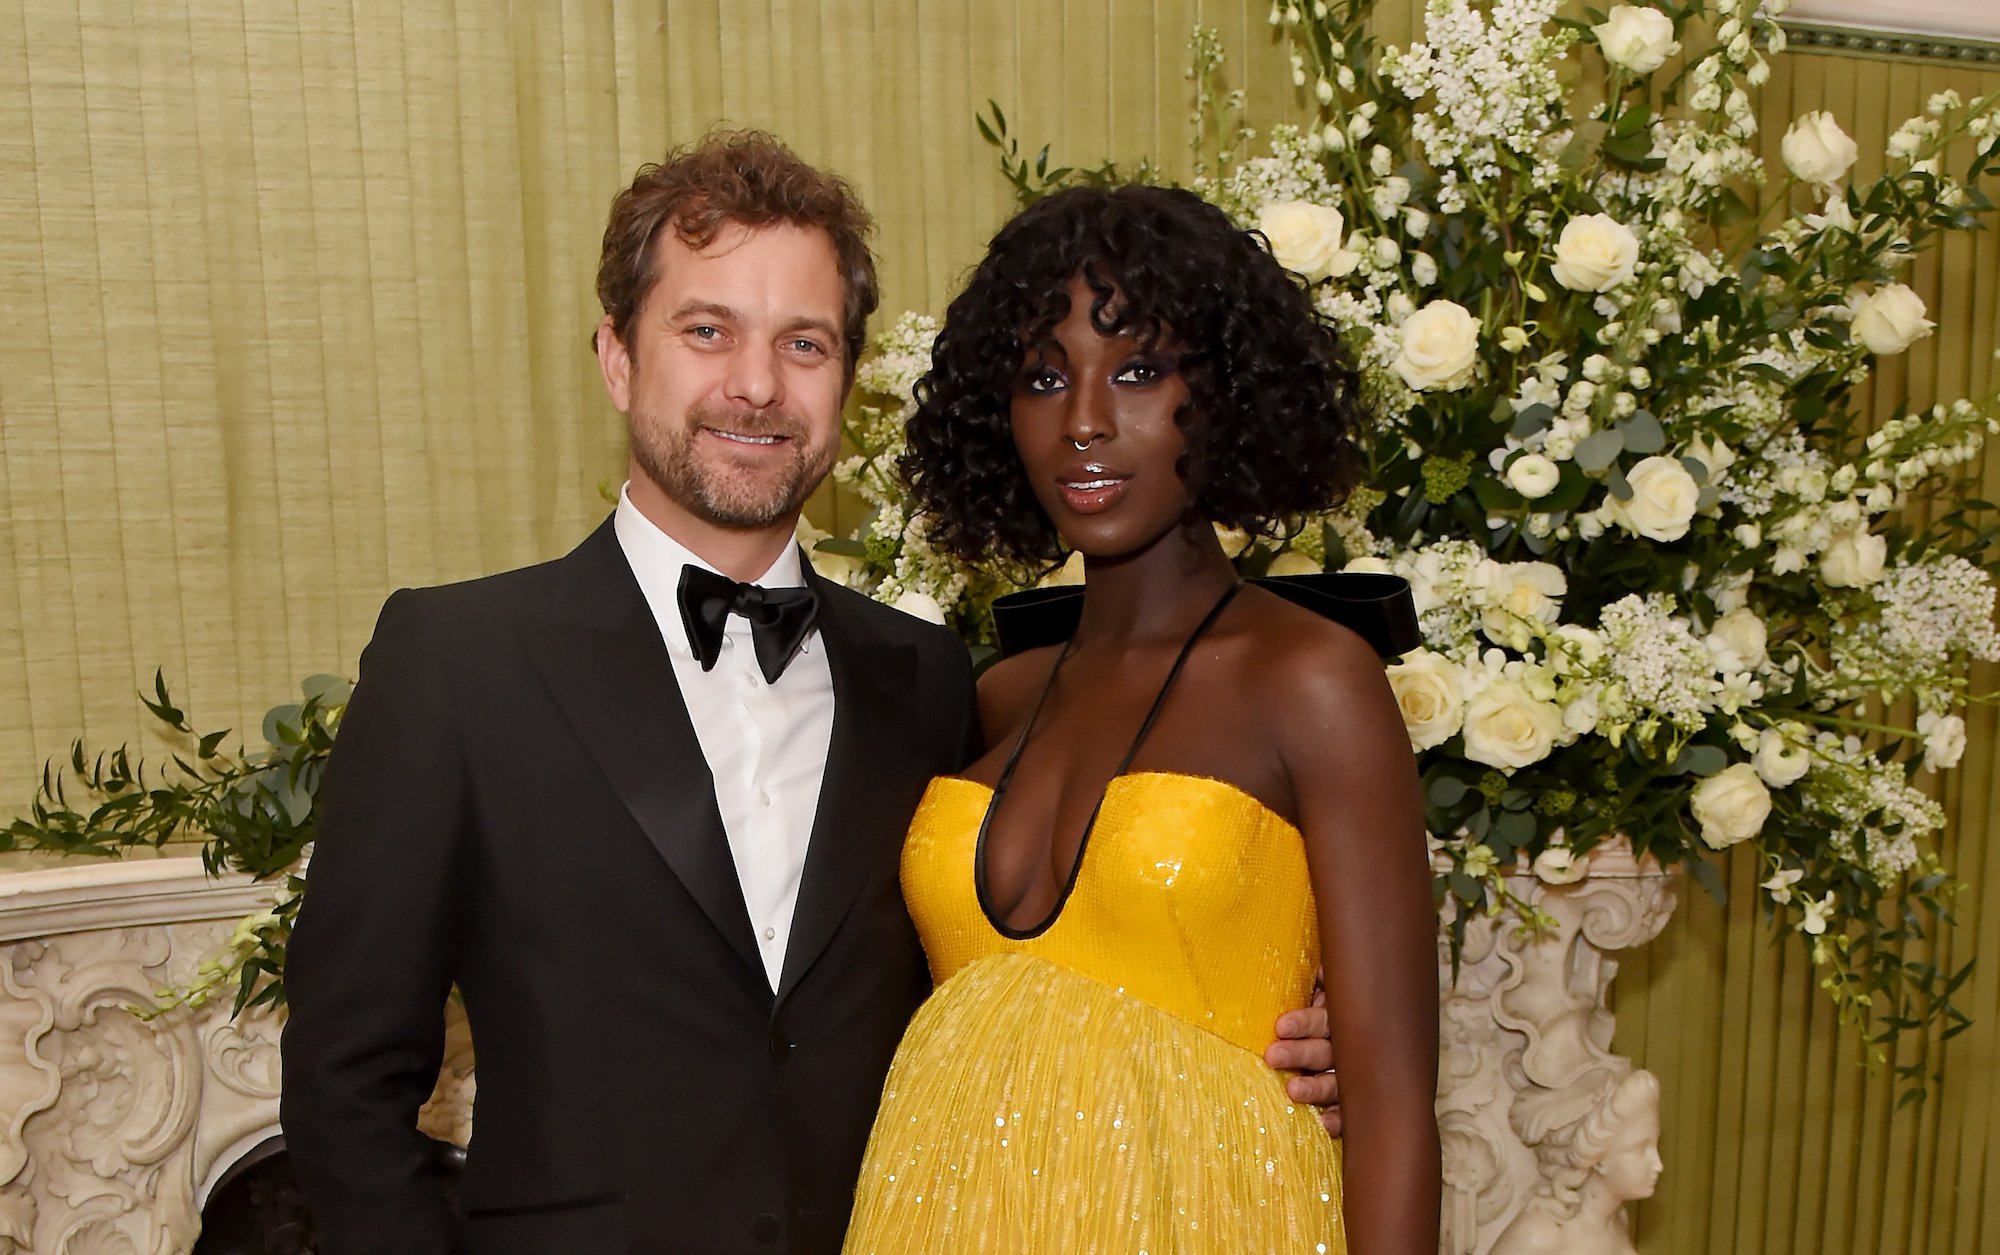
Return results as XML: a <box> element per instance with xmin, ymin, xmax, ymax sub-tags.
<box><xmin>763</xmin><ymin>926</ymin><xmax>776</xmax><ymax>941</ymax></box>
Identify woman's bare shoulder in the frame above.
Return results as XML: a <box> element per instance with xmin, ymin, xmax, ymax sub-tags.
<box><xmin>973</xmin><ymin>645</ymin><xmax>1062</xmax><ymax>742</ymax></box>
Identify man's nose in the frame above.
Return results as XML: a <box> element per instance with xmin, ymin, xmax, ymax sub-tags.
<box><xmin>723</xmin><ymin>341</ymin><xmax>782</xmax><ymax>409</ymax></box>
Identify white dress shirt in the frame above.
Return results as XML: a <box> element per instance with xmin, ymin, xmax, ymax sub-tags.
<box><xmin>614</xmin><ymin>486</ymin><xmax>834</xmax><ymax>990</ymax></box>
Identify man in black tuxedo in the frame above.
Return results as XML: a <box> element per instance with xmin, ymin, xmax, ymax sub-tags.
<box><xmin>281</xmin><ymin>131</ymin><xmax>1342</xmax><ymax>1255</ymax></box>
<box><xmin>280</xmin><ymin>132</ymin><xmax>973</xmax><ymax>1255</ymax></box>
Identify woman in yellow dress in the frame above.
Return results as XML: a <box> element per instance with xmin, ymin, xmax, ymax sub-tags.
<box><xmin>843</xmin><ymin>185</ymin><xmax>1441</xmax><ymax>1254</ymax></box>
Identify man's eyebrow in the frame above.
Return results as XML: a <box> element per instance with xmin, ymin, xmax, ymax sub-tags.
<box><xmin>777</xmin><ymin>315</ymin><xmax>843</xmax><ymax>346</ymax></box>
<box><xmin>665</xmin><ymin>300</ymin><xmax>743</xmax><ymax>324</ymax></box>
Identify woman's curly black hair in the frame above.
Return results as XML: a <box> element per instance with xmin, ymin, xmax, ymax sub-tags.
<box><xmin>900</xmin><ymin>183</ymin><xmax>1364</xmax><ymax>570</ymax></box>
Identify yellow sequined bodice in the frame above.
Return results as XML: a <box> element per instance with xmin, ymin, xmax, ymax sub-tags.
<box><xmin>901</xmin><ymin>770</ymin><xmax>1321</xmax><ymax>1056</ymax></box>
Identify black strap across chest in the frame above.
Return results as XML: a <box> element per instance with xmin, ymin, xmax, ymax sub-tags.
<box><xmin>973</xmin><ymin>582</ymin><xmax>1242</xmax><ymax>940</ymax></box>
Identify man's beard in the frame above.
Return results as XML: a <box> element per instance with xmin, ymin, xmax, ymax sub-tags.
<box><xmin>630</xmin><ymin>402</ymin><xmax>836</xmax><ymax>530</ymax></box>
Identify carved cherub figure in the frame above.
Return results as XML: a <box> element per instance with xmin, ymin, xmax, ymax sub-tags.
<box><xmin>1491</xmin><ymin>1066</ymin><xmax>1663</xmax><ymax>1255</ymax></box>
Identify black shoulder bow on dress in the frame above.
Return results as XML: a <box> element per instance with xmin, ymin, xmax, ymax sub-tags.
<box><xmin>990</xmin><ymin>571</ymin><xmax>1421</xmax><ymax>660</ymax></box>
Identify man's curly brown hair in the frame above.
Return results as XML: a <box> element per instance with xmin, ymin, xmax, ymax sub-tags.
<box><xmin>596</xmin><ymin>130</ymin><xmax>878</xmax><ymax>377</ymax></box>
<box><xmin>899</xmin><ymin>184</ymin><xmax>1363</xmax><ymax>570</ymax></box>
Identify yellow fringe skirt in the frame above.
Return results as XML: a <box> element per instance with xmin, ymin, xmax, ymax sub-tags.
<box><xmin>844</xmin><ymin>951</ymin><xmax>1345</xmax><ymax>1254</ymax></box>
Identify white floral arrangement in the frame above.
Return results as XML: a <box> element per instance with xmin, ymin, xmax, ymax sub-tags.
<box><xmin>813</xmin><ymin>0</ymin><xmax>2000</xmax><ymax>1067</ymax></box>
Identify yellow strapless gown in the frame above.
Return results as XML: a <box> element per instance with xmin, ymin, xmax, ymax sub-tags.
<box><xmin>843</xmin><ymin>771</ymin><xmax>1345</xmax><ymax>1254</ymax></box>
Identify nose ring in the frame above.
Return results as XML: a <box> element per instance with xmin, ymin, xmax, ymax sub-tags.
<box><xmin>1069</xmin><ymin>437</ymin><xmax>1093</xmax><ymax>452</ymax></box>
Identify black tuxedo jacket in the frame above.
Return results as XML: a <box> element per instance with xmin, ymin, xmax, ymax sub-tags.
<box><xmin>280</xmin><ymin>518</ymin><xmax>976</xmax><ymax>1255</ymax></box>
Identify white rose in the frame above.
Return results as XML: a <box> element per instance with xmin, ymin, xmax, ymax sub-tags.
<box><xmin>795</xmin><ymin>519</ymin><xmax>864</xmax><ymax>586</ymax></box>
<box><xmin>1549</xmin><ymin>623</ymin><xmax>1607</xmax><ymax>669</ymax></box>
<box><xmin>1685</xmin><ymin>434</ymin><xmax>1736</xmax><ymax>477</ymax></box>
<box><xmin>1266</xmin><ymin>550</ymin><xmax>1323</xmax><ymax>576</ymax></box>
<box><xmin>1850</xmin><ymin>284</ymin><xmax>1935</xmax><ymax>355</ymax></box>
<box><xmin>1917</xmin><ymin>711</ymin><xmax>1967</xmax><ymax>772</ymax></box>
<box><xmin>1551</xmin><ymin>214</ymin><xmax>1641</xmax><ymax>293</ymax></box>
<box><xmin>1506</xmin><ymin>453</ymin><xmax>1562</xmax><ymax>499</ymax></box>
<box><xmin>1781</xmin><ymin>111</ymin><xmax>1859</xmax><ymax>184</ymax></box>
<box><xmin>1561</xmin><ymin>687</ymin><xmax>1601</xmax><ymax>737</ymax></box>
<box><xmin>889</xmin><ymin>589</ymin><xmax>947</xmax><ymax>624</ymax></box>
<box><xmin>805</xmin><ymin>546</ymin><xmax>862</xmax><ymax>586</ymax></box>
<box><xmin>1400</xmin><ymin>549</ymin><xmax>1449</xmax><ymax>615</ymax></box>
<box><xmin>1532</xmin><ymin>846</ymin><xmax>1588</xmax><ymax>885</ymax></box>
<box><xmin>1690</xmin><ymin>763</ymin><xmax>1772</xmax><ymax>850</ymax></box>
<box><xmin>1479</xmin><ymin>561</ymin><xmax>1567</xmax><ymax>650</ymax></box>
<box><xmin>1610</xmin><ymin>456</ymin><xmax>1701</xmax><ymax>542</ymax></box>
<box><xmin>1819</xmin><ymin>526</ymin><xmax>1887</xmax><ymax>588</ymax></box>
<box><xmin>1594</xmin><ymin>5</ymin><xmax>1680</xmax><ymax>73</ymax></box>
<box><xmin>1462</xmin><ymin>680</ymin><xmax>1565</xmax><ymax>771</ymax></box>
<box><xmin>1753</xmin><ymin>727</ymin><xmax>1811</xmax><ymax>787</ymax></box>
<box><xmin>1259</xmin><ymin>200</ymin><xmax>1362</xmax><ymax>281</ymax></box>
<box><xmin>1385</xmin><ymin>649</ymin><xmax>1466</xmax><ymax>751</ymax></box>
<box><xmin>1705</xmin><ymin>607</ymin><xmax>1768</xmax><ymax>673</ymax></box>
<box><xmin>1394</xmin><ymin>300</ymin><xmax>1482</xmax><ymax>392</ymax></box>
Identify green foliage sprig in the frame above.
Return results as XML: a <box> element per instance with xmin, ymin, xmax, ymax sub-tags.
<box><xmin>3</xmin><ymin>673</ymin><xmax>347</xmax><ymax>1015</ymax></box>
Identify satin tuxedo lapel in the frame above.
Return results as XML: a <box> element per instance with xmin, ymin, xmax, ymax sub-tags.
<box><xmin>516</xmin><ymin>522</ymin><xmax>764</xmax><ymax>980</ymax></box>
<box><xmin>776</xmin><ymin>566</ymin><xmax>918</xmax><ymax>1007</ymax></box>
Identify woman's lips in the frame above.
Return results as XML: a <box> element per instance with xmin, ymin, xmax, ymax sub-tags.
<box><xmin>1055</xmin><ymin>473</ymin><xmax>1130</xmax><ymax>514</ymax></box>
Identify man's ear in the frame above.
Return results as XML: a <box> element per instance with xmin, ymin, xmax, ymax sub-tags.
<box><xmin>595</xmin><ymin>314</ymin><xmax>633</xmax><ymax>413</ymax></box>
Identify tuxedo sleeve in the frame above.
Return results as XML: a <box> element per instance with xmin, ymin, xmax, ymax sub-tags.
<box><xmin>281</xmin><ymin>589</ymin><xmax>466</xmax><ymax>1255</ymax></box>
<box><xmin>946</xmin><ymin>636</ymin><xmax>981</xmax><ymax>769</ymax></box>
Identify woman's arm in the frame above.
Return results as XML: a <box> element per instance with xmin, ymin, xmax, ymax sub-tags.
<box><xmin>1269</xmin><ymin>622</ymin><xmax>1441</xmax><ymax>1255</ymax></box>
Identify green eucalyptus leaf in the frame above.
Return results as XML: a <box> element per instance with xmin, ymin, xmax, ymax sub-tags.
<box><xmin>1511</xmin><ymin>403</ymin><xmax>1554</xmax><ymax>439</ymax></box>
<box><xmin>262</xmin><ymin>705</ymin><xmax>304</xmax><ymax>748</ymax></box>
<box><xmin>1617</xmin><ymin>410</ymin><xmax>1664</xmax><ymax>454</ymax></box>
<box><xmin>1429</xmin><ymin>775</ymin><xmax>1470</xmax><ymax>808</ymax></box>
<box><xmin>1676</xmin><ymin>744</ymin><xmax>1728</xmax><ymax>776</ymax></box>
<box><xmin>1493</xmin><ymin>809</ymin><xmax>1535</xmax><ymax>850</ymax></box>
<box><xmin>1575</xmin><ymin>428</ymin><xmax>1625</xmax><ymax>474</ymax></box>
<box><xmin>301</xmin><ymin>674</ymin><xmax>352</xmax><ymax>704</ymax></box>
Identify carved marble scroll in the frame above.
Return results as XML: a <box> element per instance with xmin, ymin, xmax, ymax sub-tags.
<box><xmin>0</xmin><ymin>861</ymin><xmax>466</xmax><ymax>1255</ymax></box>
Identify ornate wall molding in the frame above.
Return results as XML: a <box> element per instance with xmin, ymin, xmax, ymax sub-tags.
<box><xmin>1778</xmin><ymin>20</ymin><xmax>2000</xmax><ymax>66</ymax></box>
<box><xmin>1783</xmin><ymin>0</ymin><xmax>2000</xmax><ymax>41</ymax></box>
<box><xmin>2</xmin><ymin>852</ymin><xmax>1672</xmax><ymax>1253</ymax></box>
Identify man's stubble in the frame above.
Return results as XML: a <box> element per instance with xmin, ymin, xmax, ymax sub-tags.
<box><xmin>630</xmin><ymin>400</ymin><xmax>839</xmax><ymax>531</ymax></box>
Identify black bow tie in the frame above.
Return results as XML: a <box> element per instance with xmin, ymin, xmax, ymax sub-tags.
<box><xmin>676</xmin><ymin>564</ymin><xmax>819</xmax><ymax>684</ymax></box>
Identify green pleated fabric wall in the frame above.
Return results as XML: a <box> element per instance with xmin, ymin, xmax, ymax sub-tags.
<box><xmin>1611</xmin><ymin>32</ymin><xmax>2000</xmax><ymax>1255</ymax></box>
<box><xmin>0</xmin><ymin>4</ymin><xmax>1995</xmax><ymax>1252</ymax></box>
<box><xmin>0</xmin><ymin>0</ymin><xmax>1307</xmax><ymax>790</ymax></box>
